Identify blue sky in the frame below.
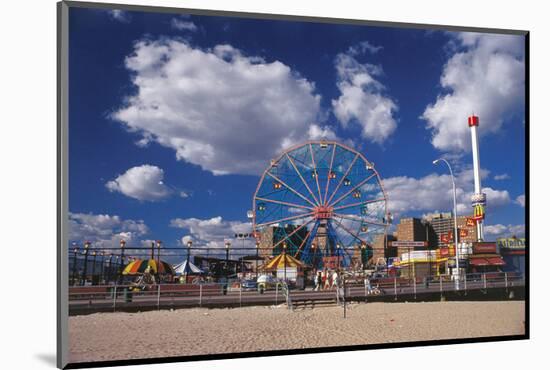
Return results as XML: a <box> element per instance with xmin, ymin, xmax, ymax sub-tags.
<box><xmin>68</xmin><ymin>7</ymin><xmax>526</xmax><ymax>256</ymax></box>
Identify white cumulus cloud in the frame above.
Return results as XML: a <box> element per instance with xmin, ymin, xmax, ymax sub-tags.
<box><xmin>515</xmin><ymin>194</ymin><xmax>525</xmax><ymax>207</ymax></box>
<box><xmin>494</xmin><ymin>173</ymin><xmax>510</xmax><ymax>180</ymax></box>
<box><xmin>422</xmin><ymin>32</ymin><xmax>525</xmax><ymax>152</ymax></box>
<box><xmin>69</xmin><ymin>212</ymin><xmax>149</xmax><ymax>250</ymax></box>
<box><xmin>171</xmin><ymin>18</ymin><xmax>197</xmax><ymax>32</ymax></box>
<box><xmin>112</xmin><ymin>39</ymin><xmax>322</xmax><ymax>176</ymax></box>
<box><xmin>383</xmin><ymin>168</ymin><xmax>510</xmax><ymax>217</ymax></box>
<box><xmin>109</xmin><ymin>10</ymin><xmax>131</xmax><ymax>23</ymax></box>
<box><xmin>170</xmin><ymin>216</ymin><xmax>253</xmax><ymax>257</ymax></box>
<box><xmin>332</xmin><ymin>42</ymin><xmax>398</xmax><ymax>144</ymax></box>
<box><xmin>106</xmin><ymin>165</ymin><xmax>172</xmax><ymax>201</ymax></box>
<box><xmin>484</xmin><ymin>223</ymin><xmax>525</xmax><ymax>238</ymax></box>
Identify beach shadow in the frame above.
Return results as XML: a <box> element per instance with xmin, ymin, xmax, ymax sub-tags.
<box><xmin>35</xmin><ymin>353</ymin><xmax>56</xmax><ymax>367</ymax></box>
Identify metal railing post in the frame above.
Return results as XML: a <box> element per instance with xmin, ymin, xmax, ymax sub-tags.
<box><xmin>275</xmin><ymin>283</ymin><xmax>279</xmax><ymax>305</ymax></box>
<box><xmin>483</xmin><ymin>273</ymin><xmax>487</xmax><ymax>290</ymax></box>
<box><xmin>364</xmin><ymin>278</ymin><xmax>368</xmax><ymax>302</ymax></box>
<box><xmin>505</xmin><ymin>272</ymin><xmax>508</xmax><ymax>291</ymax></box>
<box><xmin>157</xmin><ymin>284</ymin><xmax>161</xmax><ymax>310</ymax></box>
<box><xmin>199</xmin><ymin>284</ymin><xmax>203</xmax><ymax>307</ymax></box>
<box><xmin>464</xmin><ymin>273</ymin><xmax>467</xmax><ymax>295</ymax></box>
<box><xmin>413</xmin><ymin>277</ymin><xmax>417</xmax><ymax>299</ymax></box>
<box><xmin>394</xmin><ymin>277</ymin><xmax>397</xmax><ymax>300</ymax></box>
<box><xmin>240</xmin><ymin>285</ymin><xmax>242</xmax><ymax>308</ymax></box>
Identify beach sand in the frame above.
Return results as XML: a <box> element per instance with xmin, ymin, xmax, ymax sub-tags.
<box><xmin>69</xmin><ymin>300</ymin><xmax>525</xmax><ymax>363</ymax></box>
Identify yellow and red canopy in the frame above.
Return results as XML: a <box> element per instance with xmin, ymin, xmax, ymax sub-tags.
<box><xmin>264</xmin><ymin>253</ymin><xmax>305</xmax><ymax>270</ymax></box>
<box><xmin>122</xmin><ymin>259</ymin><xmax>175</xmax><ymax>275</ymax></box>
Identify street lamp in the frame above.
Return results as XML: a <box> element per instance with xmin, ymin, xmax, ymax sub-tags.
<box><xmin>336</xmin><ymin>243</ymin><xmax>341</xmax><ymax>271</ymax></box>
<box><xmin>72</xmin><ymin>243</ymin><xmax>79</xmax><ymax>286</ymax></box>
<box><xmin>311</xmin><ymin>242</ymin><xmax>317</xmax><ymax>271</ymax></box>
<box><xmin>225</xmin><ymin>241</ymin><xmax>230</xmax><ymax>276</ymax></box>
<box><xmin>186</xmin><ymin>240</ymin><xmax>192</xmax><ymax>265</ymax></box>
<box><xmin>91</xmin><ymin>250</ymin><xmax>97</xmax><ymax>285</ymax></box>
<box><xmin>156</xmin><ymin>240</ymin><xmax>162</xmax><ymax>265</ymax></box>
<box><xmin>107</xmin><ymin>253</ymin><xmax>113</xmax><ymax>283</ymax></box>
<box><xmin>433</xmin><ymin>158</ymin><xmax>461</xmax><ymax>289</ymax></box>
<box><xmin>99</xmin><ymin>251</ymin><xmax>105</xmax><ymax>284</ymax></box>
<box><xmin>283</xmin><ymin>242</ymin><xmax>287</xmax><ymax>282</ymax></box>
<box><xmin>361</xmin><ymin>243</ymin><xmax>367</xmax><ymax>271</ymax></box>
<box><xmin>114</xmin><ymin>255</ymin><xmax>119</xmax><ymax>283</ymax></box>
<box><xmin>82</xmin><ymin>241</ymin><xmax>90</xmax><ymax>286</ymax></box>
<box><xmin>255</xmin><ymin>241</ymin><xmax>260</xmax><ymax>279</ymax></box>
<box><xmin>118</xmin><ymin>239</ymin><xmax>126</xmax><ymax>284</ymax></box>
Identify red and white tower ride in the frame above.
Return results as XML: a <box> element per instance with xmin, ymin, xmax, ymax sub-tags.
<box><xmin>468</xmin><ymin>115</ymin><xmax>486</xmax><ymax>241</ymax></box>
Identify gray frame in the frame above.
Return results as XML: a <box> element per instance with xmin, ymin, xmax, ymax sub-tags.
<box><xmin>57</xmin><ymin>1</ymin><xmax>528</xmax><ymax>369</ymax></box>
<box><xmin>57</xmin><ymin>2</ymin><xmax>69</xmax><ymax>368</ymax></box>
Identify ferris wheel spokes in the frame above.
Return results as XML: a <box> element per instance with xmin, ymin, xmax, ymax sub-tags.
<box><xmin>254</xmin><ymin>196</ymin><xmax>314</xmax><ymax>211</ymax></box>
<box><xmin>328</xmin><ymin>173</ymin><xmax>377</xmax><ymax>208</ymax></box>
<box><xmin>332</xmin><ymin>197</ymin><xmax>386</xmax><ymax>212</ymax></box>
<box><xmin>292</xmin><ymin>221</ymin><xmax>318</xmax><ymax>258</ymax></box>
<box><xmin>333</xmin><ymin>212</ymin><xmax>388</xmax><ymax>227</ymax></box>
<box><xmin>254</xmin><ymin>211</ymin><xmax>316</xmax><ymax>228</ymax></box>
<box><xmin>285</xmin><ymin>152</ymin><xmax>321</xmax><ymax>206</ymax></box>
<box><xmin>330</xmin><ymin>217</ymin><xmax>368</xmax><ymax>246</ymax></box>
<box><xmin>265</xmin><ymin>171</ymin><xmax>318</xmax><ymax>208</ymax></box>
<box><xmin>309</xmin><ymin>143</ymin><xmax>324</xmax><ymax>204</ymax></box>
<box><xmin>271</xmin><ymin>217</ymin><xmax>316</xmax><ymax>250</ymax></box>
<box><xmin>325</xmin><ymin>153</ymin><xmax>360</xmax><ymax>206</ymax></box>
<box><xmin>323</xmin><ymin>143</ymin><xmax>337</xmax><ymax>205</ymax></box>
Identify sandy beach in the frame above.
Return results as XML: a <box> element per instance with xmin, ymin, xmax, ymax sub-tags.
<box><xmin>69</xmin><ymin>300</ymin><xmax>525</xmax><ymax>363</ymax></box>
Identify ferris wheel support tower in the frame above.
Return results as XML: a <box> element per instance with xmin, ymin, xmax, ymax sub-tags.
<box><xmin>468</xmin><ymin>115</ymin><xmax>486</xmax><ymax>241</ymax></box>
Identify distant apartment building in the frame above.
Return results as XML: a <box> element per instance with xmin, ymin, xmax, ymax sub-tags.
<box><xmin>395</xmin><ymin>217</ymin><xmax>438</xmax><ymax>249</ymax></box>
<box><xmin>423</xmin><ymin>212</ymin><xmax>478</xmax><ymax>246</ymax></box>
<box><xmin>372</xmin><ymin>233</ymin><xmax>397</xmax><ymax>262</ymax></box>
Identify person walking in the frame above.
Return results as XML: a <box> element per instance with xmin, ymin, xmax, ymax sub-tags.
<box><xmin>331</xmin><ymin>270</ymin><xmax>340</xmax><ymax>290</ymax></box>
<box><xmin>323</xmin><ymin>269</ymin><xmax>330</xmax><ymax>290</ymax></box>
<box><xmin>314</xmin><ymin>271</ymin><xmax>322</xmax><ymax>291</ymax></box>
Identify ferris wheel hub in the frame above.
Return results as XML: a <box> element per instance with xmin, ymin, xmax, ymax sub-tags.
<box><xmin>313</xmin><ymin>206</ymin><xmax>334</xmax><ymax>220</ymax></box>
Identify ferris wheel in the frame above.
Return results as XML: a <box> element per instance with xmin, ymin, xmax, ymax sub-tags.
<box><xmin>252</xmin><ymin>140</ymin><xmax>390</xmax><ymax>268</ymax></box>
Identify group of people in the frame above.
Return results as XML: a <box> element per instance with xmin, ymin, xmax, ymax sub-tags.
<box><xmin>313</xmin><ymin>269</ymin><xmax>341</xmax><ymax>291</ymax></box>
<box><xmin>312</xmin><ymin>269</ymin><xmax>379</xmax><ymax>295</ymax></box>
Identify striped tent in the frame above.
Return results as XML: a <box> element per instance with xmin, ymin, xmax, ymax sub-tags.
<box><xmin>174</xmin><ymin>260</ymin><xmax>203</xmax><ymax>275</ymax></box>
<box><xmin>122</xmin><ymin>259</ymin><xmax>176</xmax><ymax>275</ymax></box>
<box><xmin>264</xmin><ymin>254</ymin><xmax>305</xmax><ymax>270</ymax></box>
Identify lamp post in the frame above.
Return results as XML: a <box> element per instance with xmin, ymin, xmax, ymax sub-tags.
<box><xmin>361</xmin><ymin>243</ymin><xmax>367</xmax><ymax>271</ymax></box>
<box><xmin>118</xmin><ymin>239</ymin><xmax>126</xmax><ymax>284</ymax></box>
<box><xmin>91</xmin><ymin>251</ymin><xmax>97</xmax><ymax>285</ymax></box>
<box><xmin>82</xmin><ymin>241</ymin><xmax>90</xmax><ymax>286</ymax></box>
<box><xmin>185</xmin><ymin>240</ymin><xmax>192</xmax><ymax>282</ymax></box>
<box><xmin>283</xmin><ymin>242</ymin><xmax>287</xmax><ymax>282</ymax></box>
<box><xmin>311</xmin><ymin>242</ymin><xmax>317</xmax><ymax>272</ymax></box>
<box><xmin>255</xmin><ymin>241</ymin><xmax>260</xmax><ymax>279</ymax></box>
<box><xmin>336</xmin><ymin>243</ymin><xmax>341</xmax><ymax>271</ymax></box>
<box><xmin>107</xmin><ymin>253</ymin><xmax>113</xmax><ymax>284</ymax></box>
<box><xmin>99</xmin><ymin>251</ymin><xmax>105</xmax><ymax>284</ymax></box>
<box><xmin>71</xmin><ymin>243</ymin><xmax>78</xmax><ymax>286</ymax></box>
<box><xmin>433</xmin><ymin>158</ymin><xmax>461</xmax><ymax>289</ymax></box>
<box><xmin>225</xmin><ymin>241</ymin><xmax>230</xmax><ymax>277</ymax></box>
<box><xmin>156</xmin><ymin>240</ymin><xmax>162</xmax><ymax>280</ymax></box>
<box><xmin>113</xmin><ymin>255</ymin><xmax>119</xmax><ymax>283</ymax></box>
<box><xmin>156</xmin><ymin>240</ymin><xmax>162</xmax><ymax>265</ymax></box>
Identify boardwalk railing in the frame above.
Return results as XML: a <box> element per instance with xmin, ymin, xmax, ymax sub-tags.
<box><xmin>68</xmin><ymin>272</ymin><xmax>524</xmax><ymax>314</ymax></box>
